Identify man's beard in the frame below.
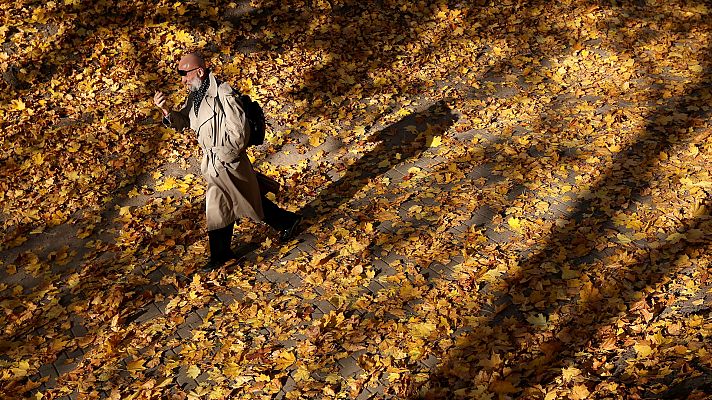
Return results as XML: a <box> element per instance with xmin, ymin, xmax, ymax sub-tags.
<box><xmin>187</xmin><ymin>76</ymin><xmax>202</xmax><ymax>92</ymax></box>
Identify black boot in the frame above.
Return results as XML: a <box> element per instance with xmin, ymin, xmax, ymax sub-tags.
<box><xmin>206</xmin><ymin>224</ymin><xmax>235</xmax><ymax>269</ymax></box>
<box><xmin>262</xmin><ymin>196</ymin><xmax>302</xmax><ymax>242</ymax></box>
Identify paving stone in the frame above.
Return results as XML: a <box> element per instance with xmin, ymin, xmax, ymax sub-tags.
<box><xmin>39</xmin><ymin>362</ymin><xmax>58</xmax><ymax>381</ymax></box>
<box><xmin>371</xmin><ymin>259</ymin><xmax>396</xmax><ymax>277</ymax></box>
<box><xmin>311</xmin><ymin>308</ymin><xmax>324</xmax><ymax>321</ymax></box>
<box><xmin>384</xmin><ymin>167</ymin><xmax>405</xmax><ymax>180</ymax></box>
<box><xmin>229</xmin><ymin>287</ymin><xmax>246</xmax><ymax>301</ymax></box>
<box><xmin>154</xmin><ymin>299</ymin><xmax>171</xmax><ymax>314</ymax></box>
<box><xmin>366</xmin><ymin>278</ymin><xmax>385</xmax><ymax>295</ymax></box>
<box><xmin>261</xmin><ymin>269</ymin><xmax>288</xmax><ymax>284</ymax></box>
<box><xmin>66</xmin><ymin>348</ymin><xmax>84</xmax><ymax>362</ymax></box>
<box><xmin>356</xmin><ymin>388</ymin><xmax>375</xmax><ymax>400</ymax></box>
<box><xmin>285</xmin><ymin>273</ymin><xmax>303</xmax><ymax>287</ymax></box>
<box><xmin>337</xmin><ymin>355</ymin><xmax>362</xmax><ymax>377</ymax></box>
<box><xmin>419</xmin><ymin>354</ymin><xmax>439</xmax><ymax>370</ymax></box>
<box><xmin>313</xmin><ymin>299</ymin><xmax>336</xmax><ymax>314</ymax></box>
<box><xmin>184</xmin><ymin>311</ymin><xmax>202</xmax><ymax>327</ymax></box>
<box><xmin>134</xmin><ymin>303</ymin><xmax>163</xmax><ymax>324</ymax></box>
<box><xmin>375</xmin><ymin>220</ymin><xmax>395</xmax><ymax>234</ymax></box>
<box><xmin>158</xmin><ymin>283</ymin><xmax>178</xmax><ymax>297</ymax></box>
<box><xmin>196</xmin><ymin>371</ymin><xmax>210</xmax><ymax>384</ymax></box>
<box><xmin>176</xmin><ymin>366</ymin><xmax>198</xmax><ymax>392</ymax></box>
<box><xmin>365</xmin><ymin>380</ymin><xmax>387</xmax><ymax>398</ymax></box>
<box><xmin>195</xmin><ymin>307</ymin><xmax>212</xmax><ymax>323</ymax></box>
<box><xmin>277</xmin><ymin>374</ymin><xmax>297</xmax><ymax>400</ymax></box>
<box><xmin>176</xmin><ymin>325</ymin><xmax>193</xmax><ymax>340</ymax></box>
<box><xmin>216</xmin><ymin>291</ymin><xmax>236</xmax><ymax>305</ymax></box>
<box><xmin>312</xmin><ymin>285</ymin><xmax>326</xmax><ymax>297</ymax></box>
<box><xmin>70</xmin><ymin>321</ymin><xmax>89</xmax><ymax>338</ymax></box>
<box><xmin>296</xmin><ymin>234</ymin><xmax>317</xmax><ymax>250</ymax></box>
<box><xmin>147</xmin><ymin>267</ymin><xmax>165</xmax><ymax>282</ymax></box>
<box><xmin>484</xmin><ymin>227</ymin><xmax>514</xmax><ymax>244</ymax></box>
<box><xmin>54</xmin><ymin>352</ymin><xmax>77</xmax><ymax>376</ymax></box>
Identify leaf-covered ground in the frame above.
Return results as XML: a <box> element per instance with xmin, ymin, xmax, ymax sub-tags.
<box><xmin>1</xmin><ymin>0</ymin><xmax>711</xmax><ymax>399</ymax></box>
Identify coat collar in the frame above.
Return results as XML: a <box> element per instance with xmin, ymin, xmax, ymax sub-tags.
<box><xmin>205</xmin><ymin>71</ymin><xmax>219</xmax><ymax>99</ymax></box>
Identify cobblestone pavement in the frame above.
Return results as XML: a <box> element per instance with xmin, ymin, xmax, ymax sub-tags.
<box><xmin>6</xmin><ymin>85</ymin><xmax>707</xmax><ymax>398</ymax></box>
<box><xmin>9</xmin><ymin>126</ymin><xmax>507</xmax><ymax>400</ymax></box>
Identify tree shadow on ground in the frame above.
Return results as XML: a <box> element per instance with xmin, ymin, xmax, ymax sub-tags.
<box><xmin>4</xmin><ymin>0</ymin><xmax>711</xmax><ymax>397</ymax></box>
<box><xmin>412</xmin><ymin>9</ymin><xmax>712</xmax><ymax>400</ymax></box>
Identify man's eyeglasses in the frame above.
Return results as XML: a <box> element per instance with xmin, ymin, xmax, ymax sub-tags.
<box><xmin>178</xmin><ymin>67</ymin><xmax>200</xmax><ymax>76</ymax></box>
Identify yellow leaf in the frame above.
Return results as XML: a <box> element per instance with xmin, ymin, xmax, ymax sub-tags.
<box><xmin>293</xmin><ymin>365</ymin><xmax>311</xmax><ymax>382</ymax></box>
<box><xmin>426</xmin><ymin>135</ymin><xmax>442</xmax><ymax>148</ymax></box>
<box><xmin>689</xmin><ymin>144</ymin><xmax>700</xmax><ymax>156</ymax></box>
<box><xmin>562</xmin><ymin>366</ymin><xmax>581</xmax><ymax>382</ymax></box>
<box><xmin>275</xmin><ymin>351</ymin><xmax>296</xmax><ymax>370</ymax></box>
<box><xmin>666</xmin><ymin>232</ymin><xmax>685</xmax><ymax>243</ymax></box>
<box><xmin>616</xmin><ymin>233</ymin><xmax>632</xmax><ymax>244</ymax></box>
<box><xmin>405</xmin><ymin>125</ymin><xmax>418</xmax><ymax>134</ymax></box>
<box><xmin>478</xmin><ymin>353</ymin><xmax>502</xmax><ymax>368</ymax></box>
<box><xmin>634</xmin><ymin>342</ymin><xmax>652</xmax><ymax>358</ymax></box>
<box><xmin>309</xmin><ymin>134</ymin><xmax>324</xmax><ymax>147</ymax></box>
<box><xmin>527</xmin><ymin>313</ymin><xmax>548</xmax><ymax>327</ymax></box>
<box><xmin>11</xmin><ymin>360</ymin><xmax>30</xmax><ymax>378</ymax></box>
<box><xmin>156</xmin><ymin>177</ymin><xmax>178</xmax><ymax>191</ymax></box>
<box><xmin>127</xmin><ymin>359</ymin><xmax>146</xmax><ymax>373</ymax></box>
<box><xmin>410</xmin><ymin>321</ymin><xmax>437</xmax><ymax>339</ymax></box>
<box><xmin>11</xmin><ymin>99</ymin><xmax>26</xmax><ymax>111</ymax></box>
<box><xmin>187</xmin><ymin>365</ymin><xmax>201</xmax><ymax>379</ymax></box>
<box><xmin>561</xmin><ymin>266</ymin><xmax>579</xmax><ymax>279</ymax></box>
<box><xmin>508</xmin><ymin>217</ymin><xmax>524</xmax><ymax>233</ymax></box>
<box><xmin>364</xmin><ymin>222</ymin><xmax>373</xmax><ymax>233</ymax></box>
<box><xmin>571</xmin><ymin>384</ymin><xmax>590</xmax><ymax>400</ymax></box>
<box><xmin>686</xmin><ymin>229</ymin><xmax>704</xmax><ymax>241</ymax></box>
<box><xmin>174</xmin><ymin>30</ymin><xmax>193</xmax><ymax>44</ymax></box>
<box><xmin>377</xmin><ymin>159</ymin><xmax>391</xmax><ymax>168</ymax></box>
<box><xmin>32</xmin><ymin>152</ymin><xmax>44</xmax><ymax>166</ymax></box>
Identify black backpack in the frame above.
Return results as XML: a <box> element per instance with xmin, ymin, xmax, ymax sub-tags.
<box><xmin>238</xmin><ymin>94</ymin><xmax>266</xmax><ymax>146</ymax></box>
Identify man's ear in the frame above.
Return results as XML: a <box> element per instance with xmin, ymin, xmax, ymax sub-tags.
<box><xmin>198</xmin><ymin>68</ymin><xmax>205</xmax><ymax>78</ymax></box>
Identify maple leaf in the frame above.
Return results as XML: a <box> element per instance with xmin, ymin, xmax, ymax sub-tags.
<box><xmin>187</xmin><ymin>365</ymin><xmax>201</xmax><ymax>379</ymax></box>
<box><xmin>527</xmin><ymin>313</ymin><xmax>548</xmax><ymax>328</ymax></box>
<box><xmin>126</xmin><ymin>359</ymin><xmax>146</xmax><ymax>373</ymax></box>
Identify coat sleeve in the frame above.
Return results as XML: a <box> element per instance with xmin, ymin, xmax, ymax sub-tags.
<box><xmin>162</xmin><ymin>95</ymin><xmax>192</xmax><ymax>131</ymax></box>
<box><xmin>214</xmin><ymin>85</ymin><xmax>250</xmax><ymax>164</ymax></box>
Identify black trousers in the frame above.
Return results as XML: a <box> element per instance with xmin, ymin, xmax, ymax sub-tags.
<box><xmin>207</xmin><ymin>196</ymin><xmax>299</xmax><ymax>261</ymax></box>
<box><xmin>208</xmin><ymin>224</ymin><xmax>234</xmax><ymax>263</ymax></box>
<box><xmin>261</xmin><ymin>195</ymin><xmax>300</xmax><ymax>231</ymax></box>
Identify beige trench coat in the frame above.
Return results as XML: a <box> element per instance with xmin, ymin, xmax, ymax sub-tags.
<box><xmin>164</xmin><ymin>72</ymin><xmax>264</xmax><ymax>230</ymax></box>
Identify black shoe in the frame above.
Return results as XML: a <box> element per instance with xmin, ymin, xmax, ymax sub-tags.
<box><xmin>279</xmin><ymin>215</ymin><xmax>302</xmax><ymax>242</ymax></box>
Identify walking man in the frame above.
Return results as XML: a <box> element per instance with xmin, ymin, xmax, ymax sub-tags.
<box><xmin>153</xmin><ymin>52</ymin><xmax>301</xmax><ymax>268</ymax></box>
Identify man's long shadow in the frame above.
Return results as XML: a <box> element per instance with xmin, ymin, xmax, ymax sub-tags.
<box><xmin>231</xmin><ymin>101</ymin><xmax>455</xmax><ymax>266</ymax></box>
<box><xmin>294</xmin><ymin>101</ymin><xmax>457</xmax><ymax>230</ymax></box>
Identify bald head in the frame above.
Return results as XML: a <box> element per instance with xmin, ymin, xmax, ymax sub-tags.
<box><xmin>178</xmin><ymin>52</ymin><xmax>207</xmax><ymax>92</ymax></box>
<box><xmin>178</xmin><ymin>52</ymin><xmax>205</xmax><ymax>70</ymax></box>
